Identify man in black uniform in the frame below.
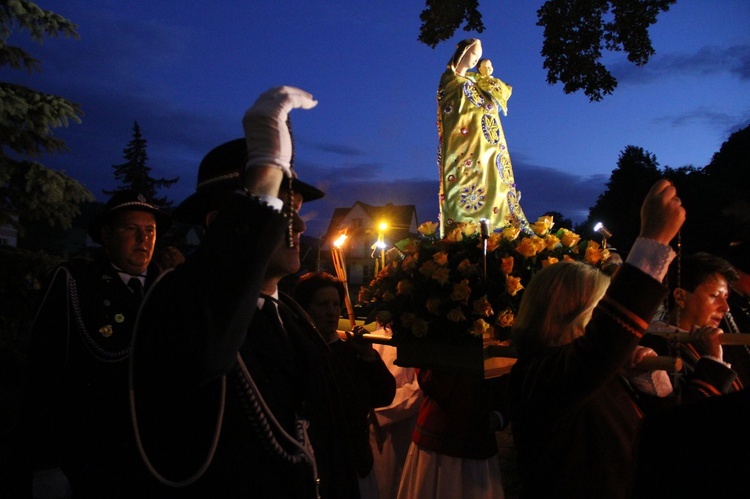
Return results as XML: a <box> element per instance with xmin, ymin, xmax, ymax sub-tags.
<box><xmin>27</xmin><ymin>191</ymin><xmax>170</xmax><ymax>498</ymax></box>
<box><xmin>129</xmin><ymin>87</ymin><xmax>361</xmax><ymax>498</ymax></box>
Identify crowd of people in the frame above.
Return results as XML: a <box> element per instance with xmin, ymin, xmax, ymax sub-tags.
<box><xmin>5</xmin><ymin>83</ymin><xmax>750</xmax><ymax>499</ymax></box>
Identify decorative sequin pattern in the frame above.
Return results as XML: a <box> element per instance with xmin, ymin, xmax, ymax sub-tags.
<box><xmin>437</xmin><ymin>67</ymin><xmax>528</xmax><ymax>236</ymax></box>
<box><xmin>463</xmin><ymin>81</ymin><xmax>484</xmax><ymax>107</ymax></box>
<box><xmin>460</xmin><ymin>184</ymin><xmax>486</xmax><ymax>212</ymax></box>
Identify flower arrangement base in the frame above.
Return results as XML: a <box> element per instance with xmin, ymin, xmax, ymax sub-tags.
<box><xmin>394</xmin><ymin>337</ymin><xmax>516</xmax><ymax>379</ymax></box>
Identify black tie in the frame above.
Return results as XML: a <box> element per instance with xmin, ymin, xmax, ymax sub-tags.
<box><xmin>262</xmin><ymin>299</ymin><xmax>286</xmax><ymax>336</ymax></box>
<box><xmin>263</xmin><ymin>298</ymin><xmax>298</xmax><ymax>352</ymax></box>
<box><xmin>128</xmin><ymin>277</ymin><xmax>144</xmax><ymax>300</ymax></box>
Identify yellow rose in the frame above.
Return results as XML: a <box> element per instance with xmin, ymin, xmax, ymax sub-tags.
<box><xmin>531</xmin><ymin>236</ymin><xmax>546</xmax><ymax>254</ymax></box>
<box><xmin>403</xmin><ymin>240</ymin><xmax>421</xmax><ymax>254</ymax></box>
<box><xmin>501</xmin><ymin>256</ymin><xmax>515</xmax><ymax>275</ymax></box>
<box><xmin>425</xmin><ymin>296</ymin><xmax>442</xmax><ymax>315</ymax></box>
<box><xmin>585</xmin><ymin>240</ymin><xmax>611</xmax><ymax>265</ymax></box>
<box><xmin>411</xmin><ymin>318</ymin><xmax>430</xmax><ymax>337</ymax></box>
<box><xmin>472</xmin><ymin>295</ymin><xmax>494</xmax><ymax>317</ymax></box>
<box><xmin>431</xmin><ymin>267</ymin><xmax>451</xmax><ymax>285</ymax></box>
<box><xmin>396</xmin><ymin>279</ymin><xmax>414</xmax><ymax>296</ymax></box>
<box><xmin>402</xmin><ymin>253</ymin><xmax>419</xmax><ymax>271</ymax></box>
<box><xmin>559</xmin><ymin>228</ymin><xmax>581</xmax><ymax>248</ymax></box>
<box><xmin>486</xmin><ymin>232</ymin><xmax>502</xmax><ymax>252</ymax></box>
<box><xmin>530</xmin><ymin>215</ymin><xmax>554</xmax><ymax>237</ymax></box>
<box><xmin>544</xmin><ymin>234</ymin><xmax>561</xmax><ymax>251</ymax></box>
<box><xmin>515</xmin><ymin>237</ymin><xmax>542</xmax><ymax>258</ymax></box>
<box><xmin>506</xmin><ymin>275</ymin><xmax>524</xmax><ymax>296</ymax></box>
<box><xmin>457</xmin><ymin>258</ymin><xmax>478</xmax><ymax>277</ymax></box>
<box><xmin>433</xmin><ymin>251</ymin><xmax>449</xmax><ymax>266</ymax></box>
<box><xmin>444</xmin><ymin>227</ymin><xmax>464</xmax><ymax>242</ymax></box>
<box><xmin>450</xmin><ymin>279</ymin><xmax>472</xmax><ymax>304</ymax></box>
<box><xmin>419</xmin><ymin>260</ymin><xmax>438</xmax><ymax>278</ymax></box>
<box><xmin>471</xmin><ymin>318</ymin><xmax>494</xmax><ymax>338</ymax></box>
<box><xmin>542</xmin><ymin>256</ymin><xmax>559</xmax><ymax>267</ymax></box>
<box><xmin>381</xmin><ymin>264</ymin><xmax>396</xmax><ymax>277</ymax></box>
<box><xmin>457</xmin><ymin>222</ymin><xmax>478</xmax><ymax>237</ymax></box>
<box><xmin>584</xmin><ymin>240</ymin><xmax>600</xmax><ymax>264</ymax></box>
<box><xmin>496</xmin><ymin>308</ymin><xmax>515</xmax><ymax>328</ymax></box>
<box><xmin>563</xmin><ymin>254</ymin><xmax>576</xmax><ymax>262</ymax></box>
<box><xmin>417</xmin><ymin>221</ymin><xmax>439</xmax><ymax>237</ymax></box>
<box><xmin>502</xmin><ymin>226</ymin><xmax>521</xmax><ymax>241</ymax></box>
<box><xmin>447</xmin><ymin>306</ymin><xmax>467</xmax><ymax>323</ymax></box>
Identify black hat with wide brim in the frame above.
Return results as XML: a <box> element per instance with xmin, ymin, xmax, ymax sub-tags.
<box><xmin>88</xmin><ymin>191</ymin><xmax>172</xmax><ymax>245</ymax></box>
<box><xmin>173</xmin><ymin>138</ymin><xmax>325</xmax><ymax>225</ymax></box>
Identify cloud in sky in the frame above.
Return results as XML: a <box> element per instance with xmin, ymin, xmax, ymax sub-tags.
<box><xmin>304</xmin><ymin>142</ymin><xmax>367</xmax><ymax>157</ymax></box>
<box><xmin>613</xmin><ymin>43</ymin><xmax>750</xmax><ymax>84</ymax></box>
<box><xmin>653</xmin><ymin>107</ymin><xmax>741</xmax><ymax>130</ymax></box>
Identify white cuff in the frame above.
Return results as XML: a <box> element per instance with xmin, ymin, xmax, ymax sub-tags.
<box><xmin>235</xmin><ymin>190</ymin><xmax>284</xmax><ymax>212</ymax></box>
<box><xmin>626</xmin><ymin>237</ymin><xmax>675</xmax><ymax>282</ymax></box>
<box><xmin>245</xmin><ymin>157</ymin><xmax>292</xmax><ymax>176</ymax></box>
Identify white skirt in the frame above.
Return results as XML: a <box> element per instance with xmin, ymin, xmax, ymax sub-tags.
<box><xmin>396</xmin><ymin>442</ymin><xmax>505</xmax><ymax>499</ymax></box>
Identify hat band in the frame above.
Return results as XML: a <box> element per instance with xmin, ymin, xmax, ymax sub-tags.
<box><xmin>109</xmin><ymin>200</ymin><xmax>158</xmax><ymax>211</ymax></box>
<box><xmin>197</xmin><ymin>172</ymin><xmax>241</xmax><ymax>190</ymax></box>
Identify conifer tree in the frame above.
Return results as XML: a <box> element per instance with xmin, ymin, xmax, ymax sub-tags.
<box><xmin>0</xmin><ymin>0</ymin><xmax>93</xmax><ymax>231</ymax></box>
<box><xmin>105</xmin><ymin>121</ymin><xmax>179</xmax><ymax>208</ymax></box>
<box><xmin>583</xmin><ymin>145</ymin><xmax>663</xmax><ymax>251</ymax></box>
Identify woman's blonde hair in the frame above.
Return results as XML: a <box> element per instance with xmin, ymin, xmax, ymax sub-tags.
<box><xmin>512</xmin><ymin>261</ymin><xmax>610</xmax><ymax>355</ymax></box>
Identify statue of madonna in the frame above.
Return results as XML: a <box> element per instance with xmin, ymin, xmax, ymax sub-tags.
<box><xmin>436</xmin><ymin>38</ymin><xmax>528</xmax><ymax>237</ymax></box>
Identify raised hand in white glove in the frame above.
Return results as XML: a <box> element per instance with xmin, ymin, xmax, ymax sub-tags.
<box><xmin>242</xmin><ymin>86</ymin><xmax>318</xmax><ymax>178</ymax></box>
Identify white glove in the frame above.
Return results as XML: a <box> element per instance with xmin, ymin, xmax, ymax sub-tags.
<box><xmin>32</xmin><ymin>468</ymin><xmax>71</xmax><ymax>499</ymax></box>
<box><xmin>242</xmin><ymin>86</ymin><xmax>318</xmax><ymax>177</ymax></box>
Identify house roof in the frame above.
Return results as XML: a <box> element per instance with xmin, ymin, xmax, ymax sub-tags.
<box><xmin>323</xmin><ymin>201</ymin><xmax>418</xmax><ymax>243</ymax></box>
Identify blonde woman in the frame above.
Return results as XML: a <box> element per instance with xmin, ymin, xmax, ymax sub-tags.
<box><xmin>509</xmin><ymin>179</ymin><xmax>684</xmax><ymax>499</ymax></box>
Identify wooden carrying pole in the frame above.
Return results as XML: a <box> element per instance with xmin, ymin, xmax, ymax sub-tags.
<box><xmin>331</xmin><ymin>242</ymin><xmax>356</xmax><ymax>329</ymax></box>
<box><xmin>484</xmin><ymin>344</ymin><xmax>683</xmax><ymax>371</ymax></box>
<box><xmin>648</xmin><ymin>329</ymin><xmax>750</xmax><ymax>345</ymax></box>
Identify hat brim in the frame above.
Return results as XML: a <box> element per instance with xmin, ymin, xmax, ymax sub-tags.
<box><xmin>292</xmin><ymin>178</ymin><xmax>325</xmax><ymax>203</ymax></box>
<box><xmin>174</xmin><ymin>138</ymin><xmax>325</xmax><ymax>225</ymax></box>
<box><xmin>173</xmin><ymin>177</ymin><xmax>325</xmax><ymax>225</ymax></box>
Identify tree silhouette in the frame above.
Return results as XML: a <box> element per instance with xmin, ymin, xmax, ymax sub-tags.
<box><xmin>1</xmin><ymin>0</ymin><xmax>93</xmax><ymax>233</ymax></box>
<box><xmin>537</xmin><ymin>0</ymin><xmax>676</xmax><ymax>101</ymax></box>
<box><xmin>418</xmin><ymin>0</ymin><xmax>484</xmax><ymax>48</ymax></box>
<box><xmin>704</xmin><ymin>125</ymin><xmax>750</xmax><ymax>210</ymax></box>
<box><xmin>543</xmin><ymin>210</ymin><xmax>573</xmax><ymax>230</ymax></box>
<box><xmin>104</xmin><ymin>121</ymin><xmax>179</xmax><ymax>208</ymax></box>
<box><xmin>583</xmin><ymin>145</ymin><xmax>662</xmax><ymax>252</ymax></box>
<box><xmin>669</xmin><ymin>124</ymin><xmax>750</xmax><ymax>255</ymax></box>
<box><xmin>418</xmin><ymin>0</ymin><xmax>676</xmax><ymax>101</ymax></box>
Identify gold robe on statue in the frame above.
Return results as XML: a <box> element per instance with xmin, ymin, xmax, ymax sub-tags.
<box><xmin>437</xmin><ymin>69</ymin><xmax>528</xmax><ymax>237</ymax></box>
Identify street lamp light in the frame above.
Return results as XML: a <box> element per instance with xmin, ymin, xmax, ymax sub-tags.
<box><xmin>593</xmin><ymin>222</ymin><xmax>613</xmax><ymax>249</ymax></box>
